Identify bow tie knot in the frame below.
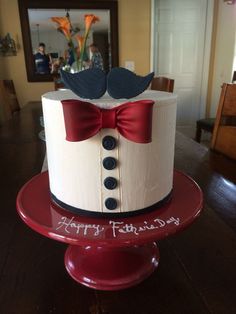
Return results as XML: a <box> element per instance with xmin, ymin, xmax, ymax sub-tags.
<box><xmin>101</xmin><ymin>109</ymin><xmax>116</xmax><ymax>129</ymax></box>
<box><xmin>61</xmin><ymin>99</ymin><xmax>154</xmax><ymax>143</ymax></box>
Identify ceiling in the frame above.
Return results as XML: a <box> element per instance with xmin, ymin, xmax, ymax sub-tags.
<box><xmin>28</xmin><ymin>8</ymin><xmax>110</xmax><ymax>32</ymax></box>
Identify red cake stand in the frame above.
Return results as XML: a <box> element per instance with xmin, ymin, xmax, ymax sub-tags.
<box><xmin>16</xmin><ymin>170</ymin><xmax>203</xmax><ymax>291</ymax></box>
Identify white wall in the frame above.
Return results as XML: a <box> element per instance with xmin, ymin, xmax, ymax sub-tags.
<box><xmin>31</xmin><ymin>30</ymin><xmax>66</xmax><ymax>56</ymax></box>
<box><xmin>233</xmin><ymin>32</ymin><xmax>236</xmax><ymax>74</ymax></box>
<box><xmin>30</xmin><ymin>29</ymin><xmax>93</xmax><ymax>57</ymax></box>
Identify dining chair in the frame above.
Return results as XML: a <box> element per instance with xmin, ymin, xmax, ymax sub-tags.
<box><xmin>195</xmin><ymin>118</ymin><xmax>215</xmax><ymax>143</ymax></box>
<box><xmin>195</xmin><ymin>73</ymin><xmax>236</xmax><ymax>143</ymax></box>
<box><xmin>0</xmin><ymin>80</ymin><xmax>20</xmax><ymax>122</ymax></box>
<box><xmin>150</xmin><ymin>76</ymin><xmax>175</xmax><ymax>93</ymax></box>
<box><xmin>211</xmin><ymin>83</ymin><xmax>236</xmax><ymax>160</ymax></box>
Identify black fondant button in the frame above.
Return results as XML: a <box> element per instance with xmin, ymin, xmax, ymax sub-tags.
<box><xmin>104</xmin><ymin>177</ymin><xmax>118</xmax><ymax>190</ymax></box>
<box><xmin>102</xmin><ymin>136</ymin><xmax>117</xmax><ymax>150</ymax></box>
<box><xmin>105</xmin><ymin>198</ymin><xmax>118</xmax><ymax>210</ymax></box>
<box><xmin>103</xmin><ymin>157</ymin><xmax>117</xmax><ymax>170</ymax></box>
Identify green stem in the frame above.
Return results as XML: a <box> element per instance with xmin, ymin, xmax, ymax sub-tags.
<box><xmin>77</xmin><ymin>59</ymin><xmax>83</xmax><ymax>71</ymax></box>
<box><xmin>68</xmin><ymin>39</ymin><xmax>79</xmax><ymax>70</ymax></box>
<box><xmin>79</xmin><ymin>47</ymin><xmax>85</xmax><ymax>70</ymax></box>
<box><xmin>78</xmin><ymin>31</ymin><xmax>89</xmax><ymax>71</ymax></box>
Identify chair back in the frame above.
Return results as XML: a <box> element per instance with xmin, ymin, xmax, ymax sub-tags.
<box><xmin>150</xmin><ymin>76</ymin><xmax>174</xmax><ymax>93</ymax></box>
<box><xmin>211</xmin><ymin>83</ymin><xmax>236</xmax><ymax>160</ymax></box>
<box><xmin>53</xmin><ymin>75</ymin><xmax>65</xmax><ymax>91</ymax></box>
<box><xmin>0</xmin><ymin>80</ymin><xmax>20</xmax><ymax>122</ymax></box>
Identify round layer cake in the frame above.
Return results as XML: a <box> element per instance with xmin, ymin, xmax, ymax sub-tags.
<box><xmin>42</xmin><ymin>90</ymin><xmax>177</xmax><ymax>217</ymax></box>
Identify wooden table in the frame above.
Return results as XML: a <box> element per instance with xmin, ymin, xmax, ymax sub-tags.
<box><xmin>0</xmin><ymin>102</ymin><xmax>236</xmax><ymax>314</ymax></box>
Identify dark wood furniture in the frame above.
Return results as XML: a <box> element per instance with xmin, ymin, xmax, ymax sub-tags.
<box><xmin>195</xmin><ymin>117</ymin><xmax>215</xmax><ymax>143</ymax></box>
<box><xmin>0</xmin><ymin>80</ymin><xmax>20</xmax><ymax>123</ymax></box>
<box><xmin>211</xmin><ymin>83</ymin><xmax>236</xmax><ymax>160</ymax></box>
<box><xmin>1</xmin><ymin>102</ymin><xmax>236</xmax><ymax>313</ymax></box>
<box><xmin>196</xmin><ymin>76</ymin><xmax>236</xmax><ymax>143</ymax></box>
<box><xmin>150</xmin><ymin>76</ymin><xmax>175</xmax><ymax>93</ymax></box>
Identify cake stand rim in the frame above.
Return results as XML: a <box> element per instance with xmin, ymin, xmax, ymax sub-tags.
<box><xmin>16</xmin><ymin>170</ymin><xmax>203</xmax><ymax>247</ymax></box>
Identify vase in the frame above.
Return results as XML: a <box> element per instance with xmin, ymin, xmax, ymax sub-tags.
<box><xmin>69</xmin><ymin>60</ymin><xmax>84</xmax><ymax>73</ymax></box>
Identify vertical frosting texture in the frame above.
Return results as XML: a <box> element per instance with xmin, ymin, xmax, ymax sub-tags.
<box><xmin>42</xmin><ymin>90</ymin><xmax>177</xmax><ymax>215</ymax></box>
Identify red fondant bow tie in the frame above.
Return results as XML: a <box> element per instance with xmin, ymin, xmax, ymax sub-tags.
<box><xmin>61</xmin><ymin>99</ymin><xmax>154</xmax><ymax>143</ymax></box>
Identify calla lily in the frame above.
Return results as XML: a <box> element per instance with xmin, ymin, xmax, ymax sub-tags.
<box><xmin>76</xmin><ymin>35</ymin><xmax>85</xmax><ymax>51</ymax></box>
<box><xmin>51</xmin><ymin>16</ymin><xmax>71</xmax><ymax>40</ymax></box>
<box><xmin>51</xmin><ymin>14</ymin><xmax>100</xmax><ymax>71</ymax></box>
<box><xmin>84</xmin><ymin>15</ymin><xmax>100</xmax><ymax>35</ymax></box>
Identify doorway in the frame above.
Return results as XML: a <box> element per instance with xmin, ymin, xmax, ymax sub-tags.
<box><xmin>152</xmin><ymin>0</ymin><xmax>213</xmax><ymax>126</ymax></box>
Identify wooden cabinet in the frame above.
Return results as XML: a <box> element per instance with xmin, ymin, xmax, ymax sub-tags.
<box><xmin>211</xmin><ymin>83</ymin><xmax>236</xmax><ymax>160</ymax></box>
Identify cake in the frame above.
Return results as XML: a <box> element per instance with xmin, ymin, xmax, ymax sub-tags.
<box><xmin>42</xmin><ymin>90</ymin><xmax>177</xmax><ymax>217</ymax></box>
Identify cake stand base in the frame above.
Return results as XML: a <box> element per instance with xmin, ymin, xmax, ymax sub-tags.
<box><xmin>65</xmin><ymin>242</ymin><xmax>159</xmax><ymax>290</ymax></box>
<box><xmin>17</xmin><ymin>170</ymin><xmax>203</xmax><ymax>291</ymax></box>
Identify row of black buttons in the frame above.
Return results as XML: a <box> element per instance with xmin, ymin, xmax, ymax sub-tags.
<box><xmin>102</xmin><ymin>136</ymin><xmax>118</xmax><ymax>210</ymax></box>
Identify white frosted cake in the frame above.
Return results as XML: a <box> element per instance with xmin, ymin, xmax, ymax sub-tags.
<box><xmin>42</xmin><ymin>90</ymin><xmax>177</xmax><ymax>217</ymax></box>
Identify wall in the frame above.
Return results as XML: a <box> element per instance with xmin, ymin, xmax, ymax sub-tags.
<box><xmin>30</xmin><ymin>28</ymin><xmax>94</xmax><ymax>57</ymax></box>
<box><xmin>0</xmin><ymin>0</ymin><xmax>151</xmax><ymax>107</ymax></box>
<box><xmin>1</xmin><ymin>0</ymin><xmax>236</xmax><ymax>118</ymax></box>
<box><xmin>31</xmin><ymin>30</ymin><xmax>67</xmax><ymax>57</ymax></box>
<box><xmin>118</xmin><ymin>0</ymin><xmax>151</xmax><ymax>74</ymax></box>
<box><xmin>0</xmin><ymin>0</ymin><xmax>55</xmax><ymax>107</ymax></box>
<box><xmin>209</xmin><ymin>1</ymin><xmax>236</xmax><ymax>117</ymax></box>
<box><xmin>0</xmin><ymin>58</ymin><xmax>5</xmax><ymax>79</ymax></box>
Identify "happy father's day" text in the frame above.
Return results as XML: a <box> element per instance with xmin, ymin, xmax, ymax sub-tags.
<box><xmin>56</xmin><ymin>216</ymin><xmax>180</xmax><ymax>238</ymax></box>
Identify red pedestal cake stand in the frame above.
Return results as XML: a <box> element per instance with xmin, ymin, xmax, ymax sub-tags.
<box><xmin>16</xmin><ymin>170</ymin><xmax>203</xmax><ymax>291</ymax></box>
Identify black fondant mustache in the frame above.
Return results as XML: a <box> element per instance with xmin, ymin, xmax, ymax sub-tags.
<box><xmin>60</xmin><ymin>67</ymin><xmax>154</xmax><ymax>99</ymax></box>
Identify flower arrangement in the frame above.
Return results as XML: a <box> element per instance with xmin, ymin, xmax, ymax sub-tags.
<box><xmin>51</xmin><ymin>14</ymin><xmax>100</xmax><ymax>71</ymax></box>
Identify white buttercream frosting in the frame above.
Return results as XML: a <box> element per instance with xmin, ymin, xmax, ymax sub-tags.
<box><xmin>42</xmin><ymin>90</ymin><xmax>177</xmax><ymax>215</ymax></box>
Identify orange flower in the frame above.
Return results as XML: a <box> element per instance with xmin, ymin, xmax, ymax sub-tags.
<box><xmin>76</xmin><ymin>35</ymin><xmax>85</xmax><ymax>51</ymax></box>
<box><xmin>51</xmin><ymin>16</ymin><xmax>71</xmax><ymax>40</ymax></box>
<box><xmin>84</xmin><ymin>14</ymin><xmax>100</xmax><ymax>34</ymax></box>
